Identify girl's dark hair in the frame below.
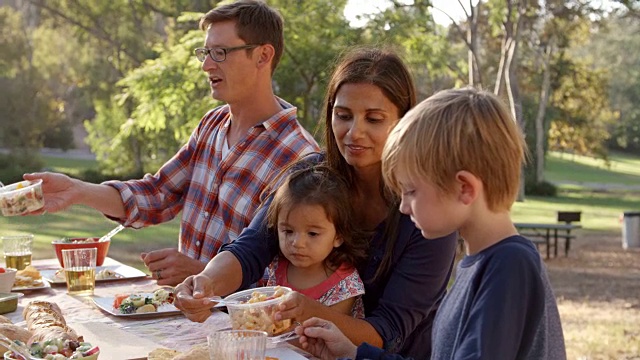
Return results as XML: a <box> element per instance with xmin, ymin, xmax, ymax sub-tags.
<box><xmin>323</xmin><ymin>47</ymin><xmax>417</xmax><ymax>281</ymax></box>
<box><xmin>267</xmin><ymin>164</ymin><xmax>368</xmax><ymax>270</ymax></box>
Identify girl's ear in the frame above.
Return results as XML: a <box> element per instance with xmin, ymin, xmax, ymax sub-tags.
<box><xmin>455</xmin><ymin>170</ymin><xmax>482</xmax><ymax>205</ymax></box>
<box><xmin>333</xmin><ymin>235</ymin><xmax>344</xmax><ymax>248</ymax></box>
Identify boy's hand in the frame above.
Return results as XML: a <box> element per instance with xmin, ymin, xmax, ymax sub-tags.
<box><xmin>295</xmin><ymin>318</ymin><xmax>357</xmax><ymax>360</ymax></box>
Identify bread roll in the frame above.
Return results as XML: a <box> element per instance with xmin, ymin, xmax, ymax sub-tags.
<box><xmin>28</xmin><ymin>327</ymin><xmax>78</xmax><ymax>346</ymax></box>
<box><xmin>22</xmin><ymin>301</ymin><xmax>64</xmax><ymax>322</ymax></box>
<box><xmin>173</xmin><ymin>344</ymin><xmax>208</xmax><ymax>360</ymax></box>
<box><xmin>0</xmin><ymin>323</ymin><xmax>32</xmax><ymax>353</ymax></box>
<box><xmin>0</xmin><ymin>315</ymin><xmax>12</xmax><ymax>325</ymax></box>
<box><xmin>22</xmin><ymin>300</ymin><xmax>79</xmax><ymax>346</ymax></box>
<box><xmin>147</xmin><ymin>348</ymin><xmax>181</xmax><ymax>360</ymax></box>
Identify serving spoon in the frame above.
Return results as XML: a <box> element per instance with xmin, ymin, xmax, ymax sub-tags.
<box><xmin>98</xmin><ymin>224</ymin><xmax>125</xmax><ymax>242</ymax></box>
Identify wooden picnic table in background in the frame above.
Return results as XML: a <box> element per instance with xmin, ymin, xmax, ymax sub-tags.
<box><xmin>515</xmin><ymin>222</ymin><xmax>582</xmax><ymax>259</ymax></box>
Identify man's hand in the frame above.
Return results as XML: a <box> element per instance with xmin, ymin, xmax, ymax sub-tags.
<box><xmin>295</xmin><ymin>318</ymin><xmax>358</xmax><ymax>360</ymax></box>
<box><xmin>173</xmin><ymin>274</ymin><xmax>217</xmax><ymax>322</ymax></box>
<box><xmin>23</xmin><ymin>172</ymin><xmax>80</xmax><ymax>213</ymax></box>
<box><xmin>141</xmin><ymin>248</ymin><xmax>206</xmax><ymax>286</ymax></box>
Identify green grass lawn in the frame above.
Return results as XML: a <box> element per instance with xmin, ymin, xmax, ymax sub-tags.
<box><xmin>2</xmin><ymin>151</ymin><xmax>638</xmax><ymax>269</ymax></box>
<box><xmin>42</xmin><ymin>157</ymin><xmax>98</xmax><ymax>177</ymax></box>
<box><xmin>545</xmin><ymin>151</ymin><xmax>640</xmax><ymax>186</ymax></box>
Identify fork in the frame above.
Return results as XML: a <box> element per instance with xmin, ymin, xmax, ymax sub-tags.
<box><xmin>269</xmin><ymin>329</ymin><xmax>300</xmax><ymax>344</ymax></box>
<box><xmin>0</xmin><ymin>333</ymin><xmax>36</xmax><ymax>360</ymax></box>
<box><xmin>207</xmin><ymin>296</ymin><xmax>242</xmax><ymax>308</ymax></box>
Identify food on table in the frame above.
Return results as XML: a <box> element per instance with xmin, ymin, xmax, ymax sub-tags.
<box><xmin>0</xmin><ymin>315</ymin><xmax>12</xmax><ymax>325</ymax></box>
<box><xmin>0</xmin><ymin>180</ymin><xmax>45</xmax><ymax>216</ymax></box>
<box><xmin>0</xmin><ymin>323</ymin><xmax>32</xmax><ymax>352</ymax></box>
<box><xmin>227</xmin><ymin>286</ymin><xmax>291</xmax><ymax>336</ymax></box>
<box><xmin>147</xmin><ymin>348</ymin><xmax>181</xmax><ymax>360</ymax></box>
<box><xmin>112</xmin><ymin>288</ymin><xmax>174</xmax><ymax>314</ymax></box>
<box><xmin>53</xmin><ymin>269</ymin><xmax>119</xmax><ymax>283</ymax></box>
<box><xmin>172</xmin><ymin>344</ymin><xmax>208</xmax><ymax>360</ymax></box>
<box><xmin>57</xmin><ymin>238</ymin><xmax>98</xmax><ymax>244</ymax></box>
<box><xmin>1</xmin><ymin>300</ymin><xmax>100</xmax><ymax>359</ymax></box>
<box><xmin>14</xmin><ymin>266</ymin><xmax>43</xmax><ymax>288</ymax></box>
<box><xmin>148</xmin><ymin>344</ymin><xmax>208</xmax><ymax>360</ymax></box>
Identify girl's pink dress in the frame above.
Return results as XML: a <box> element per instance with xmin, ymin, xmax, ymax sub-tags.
<box><xmin>266</xmin><ymin>256</ymin><xmax>365</xmax><ymax>318</ymax></box>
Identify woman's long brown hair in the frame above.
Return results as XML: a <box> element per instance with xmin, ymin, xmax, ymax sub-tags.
<box><xmin>322</xmin><ymin>47</ymin><xmax>417</xmax><ymax>282</ymax></box>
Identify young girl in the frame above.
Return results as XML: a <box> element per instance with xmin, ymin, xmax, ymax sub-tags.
<box><xmin>265</xmin><ymin>164</ymin><xmax>368</xmax><ymax>318</ymax></box>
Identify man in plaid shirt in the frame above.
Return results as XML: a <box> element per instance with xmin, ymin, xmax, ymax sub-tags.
<box><xmin>24</xmin><ymin>0</ymin><xmax>319</xmax><ymax>285</ymax></box>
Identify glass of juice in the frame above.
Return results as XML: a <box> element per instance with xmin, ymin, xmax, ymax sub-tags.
<box><xmin>2</xmin><ymin>234</ymin><xmax>33</xmax><ymax>270</ymax></box>
<box><xmin>62</xmin><ymin>248</ymin><xmax>96</xmax><ymax>296</ymax></box>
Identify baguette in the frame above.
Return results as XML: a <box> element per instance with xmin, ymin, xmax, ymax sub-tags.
<box><xmin>0</xmin><ymin>323</ymin><xmax>32</xmax><ymax>353</ymax></box>
<box><xmin>22</xmin><ymin>300</ymin><xmax>80</xmax><ymax>346</ymax></box>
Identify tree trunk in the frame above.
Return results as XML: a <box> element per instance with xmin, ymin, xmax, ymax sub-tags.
<box><xmin>467</xmin><ymin>0</ymin><xmax>482</xmax><ymax>86</ymax></box>
<box><xmin>534</xmin><ymin>41</ymin><xmax>554</xmax><ymax>183</ymax></box>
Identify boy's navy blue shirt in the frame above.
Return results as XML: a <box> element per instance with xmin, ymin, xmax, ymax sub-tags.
<box><xmin>357</xmin><ymin>235</ymin><xmax>566</xmax><ymax>360</ymax></box>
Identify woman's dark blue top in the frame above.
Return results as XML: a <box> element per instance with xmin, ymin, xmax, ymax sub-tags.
<box><xmin>220</xmin><ymin>161</ymin><xmax>457</xmax><ymax>358</ymax></box>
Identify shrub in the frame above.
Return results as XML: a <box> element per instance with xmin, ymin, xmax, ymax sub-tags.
<box><xmin>525</xmin><ymin>179</ymin><xmax>558</xmax><ymax>197</ymax></box>
<box><xmin>0</xmin><ymin>152</ymin><xmax>45</xmax><ymax>184</ymax></box>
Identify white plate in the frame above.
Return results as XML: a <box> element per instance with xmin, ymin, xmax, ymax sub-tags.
<box><xmin>11</xmin><ymin>278</ymin><xmax>51</xmax><ymax>292</ymax></box>
<box><xmin>92</xmin><ymin>294</ymin><xmax>182</xmax><ymax>318</ymax></box>
<box><xmin>41</xmin><ymin>264</ymin><xmax>148</xmax><ymax>285</ymax></box>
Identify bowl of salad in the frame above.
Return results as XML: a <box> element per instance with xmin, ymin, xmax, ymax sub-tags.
<box><xmin>0</xmin><ymin>180</ymin><xmax>44</xmax><ymax>216</ymax></box>
<box><xmin>3</xmin><ymin>338</ymin><xmax>99</xmax><ymax>359</ymax></box>
<box><xmin>52</xmin><ymin>238</ymin><xmax>111</xmax><ymax>267</ymax></box>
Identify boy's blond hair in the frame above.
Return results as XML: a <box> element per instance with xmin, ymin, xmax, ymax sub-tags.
<box><xmin>382</xmin><ymin>87</ymin><xmax>527</xmax><ymax>211</ymax></box>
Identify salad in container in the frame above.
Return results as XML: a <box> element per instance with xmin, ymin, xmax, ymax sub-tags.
<box><xmin>0</xmin><ymin>180</ymin><xmax>45</xmax><ymax>216</ymax></box>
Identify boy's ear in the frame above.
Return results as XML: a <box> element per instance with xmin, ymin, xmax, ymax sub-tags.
<box><xmin>455</xmin><ymin>170</ymin><xmax>482</xmax><ymax>205</ymax></box>
<box><xmin>256</xmin><ymin>44</ymin><xmax>274</xmax><ymax>69</ymax></box>
<box><xmin>333</xmin><ymin>236</ymin><xmax>344</xmax><ymax>248</ymax></box>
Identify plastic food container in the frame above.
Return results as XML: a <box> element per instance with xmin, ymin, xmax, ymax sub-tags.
<box><xmin>52</xmin><ymin>238</ymin><xmax>111</xmax><ymax>267</ymax></box>
<box><xmin>225</xmin><ymin>286</ymin><xmax>292</xmax><ymax>336</ymax></box>
<box><xmin>0</xmin><ymin>292</ymin><xmax>23</xmax><ymax>315</ymax></box>
<box><xmin>0</xmin><ymin>180</ymin><xmax>45</xmax><ymax>216</ymax></box>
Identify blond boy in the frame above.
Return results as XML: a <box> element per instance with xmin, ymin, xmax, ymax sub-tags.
<box><xmin>295</xmin><ymin>88</ymin><xmax>566</xmax><ymax>360</ymax></box>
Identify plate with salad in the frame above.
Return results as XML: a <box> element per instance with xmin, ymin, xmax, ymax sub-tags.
<box><xmin>92</xmin><ymin>288</ymin><xmax>182</xmax><ymax>318</ymax></box>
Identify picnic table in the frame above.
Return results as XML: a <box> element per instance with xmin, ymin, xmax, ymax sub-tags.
<box><xmin>515</xmin><ymin>222</ymin><xmax>581</xmax><ymax>259</ymax></box>
<box><xmin>4</xmin><ymin>257</ymin><xmax>311</xmax><ymax>360</ymax></box>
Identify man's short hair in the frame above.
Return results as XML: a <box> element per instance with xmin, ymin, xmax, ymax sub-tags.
<box><xmin>382</xmin><ymin>87</ymin><xmax>527</xmax><ymax>211</ymax></box>
<box><xmin>200</xmin><ymin>0</ymin><xmax>284</xmax><ymax>73</ymax></box>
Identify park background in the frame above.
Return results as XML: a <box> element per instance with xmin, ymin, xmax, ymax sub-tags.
<box><xmin>1</xmin><ymin>0</ymin><xmax>639</xmax><ymax>358</ymax></box>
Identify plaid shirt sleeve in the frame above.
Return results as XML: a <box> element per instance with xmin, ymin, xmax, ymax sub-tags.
<box><xmin>105</xmin><ymin>99</ymin><xmax>319</xmax><ymax>262</ymax></box>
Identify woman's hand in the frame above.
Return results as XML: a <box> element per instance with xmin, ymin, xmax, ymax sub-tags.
<box><xmin>275</xmin><ymin>291</ymin><xmax>323</xmax><ymax>323</ymax></box>
<box><xmin>295</xmin><ymin>318</ymin><xmax>358</xmax><ymax>360</ymax></box>
<box><xmin>173</xmin><ymin>274</ymin><xmax>217</xmax><ymax>322</ymax></box>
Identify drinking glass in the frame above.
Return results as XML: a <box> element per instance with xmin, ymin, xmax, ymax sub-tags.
<box><xmin>2</xmin><ymin>234</ymin><xmax>33</xmax><ymax>270</ymax></box>
<box><xmin>62</xmin><ymin>248</ymin><xmax>96</xmax><ymax>296</ymax></box>
<box><xmin>208</xmin><ymin>330</ymin><xmax>267</xmax><ymax>360</ymax></box>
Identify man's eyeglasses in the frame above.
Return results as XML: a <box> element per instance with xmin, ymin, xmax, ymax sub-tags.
<box><xmin>194</xmin><ymin>45</ymin><xmax>260</xmax><ymax>63</ymax></box>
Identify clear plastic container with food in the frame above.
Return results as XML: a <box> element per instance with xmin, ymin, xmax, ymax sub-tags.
<box><xmin>0</xmin><ymin>180</ymin><xmax>45</xmax><ymax>216</ymax></box>
<box><xmin>225</xmin><ymin>286</ymin><xmax>292</xmax><ymax>336</ymax></box>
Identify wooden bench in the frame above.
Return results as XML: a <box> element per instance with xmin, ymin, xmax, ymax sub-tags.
<box><xmin>516</xmin><ymin>211</ymin><xmax>581</xmax><ymax>259</ymax></box>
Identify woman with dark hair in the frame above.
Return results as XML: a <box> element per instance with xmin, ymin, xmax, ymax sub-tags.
<box><xmin>174</xmin><ymin>47</ymin><xmax>458</xmax><ymax>358</ymax></box>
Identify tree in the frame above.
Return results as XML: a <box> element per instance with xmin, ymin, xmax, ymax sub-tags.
<box><xmin>0</xmin><ymin>7</ymin><xmax>68</xmax><ymax>152</ymax></box>
<box><xmin>273</xmin><ymin>0</ymin><xmax>360</xmax><ymax>133</ymax></box>
<box><xmin>585</xmin><ymin>15</ymin><xmax>640</xmax><ymax>154</ymax></box>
